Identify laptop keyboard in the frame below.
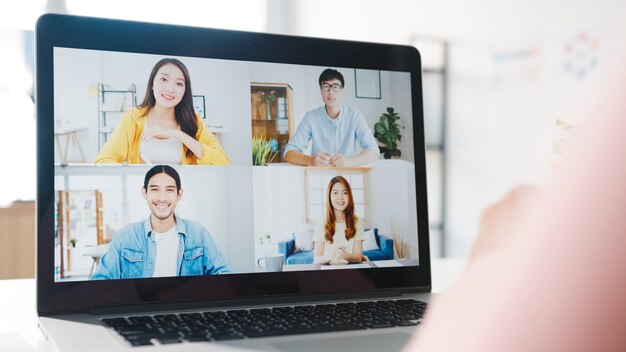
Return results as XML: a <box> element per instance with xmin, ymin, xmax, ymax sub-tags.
<box><xmin>102</xmin><ymin>299</ymin><xmax>427</xmax><ymax>347</ymax></box>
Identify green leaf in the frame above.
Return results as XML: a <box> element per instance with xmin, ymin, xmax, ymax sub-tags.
<box><xmin>375</xmin><ymin>107</ymin><xmax>403</xmax><ymax>157</ymax></box>
<box><xmin>374</xmin><ymin>124</ymin><xmax>387</xmax><ymax>136</ymax></box>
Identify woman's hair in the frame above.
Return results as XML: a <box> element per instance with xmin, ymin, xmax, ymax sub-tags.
<box><xmin>143</xmin><ymin>165</ymin><xmax>181</xmax><ymax>192</ymax></box>
<box><xmin>138</xmin><ymin>58</ymin><xmax>198</xmax><ymax>159</ymax></box>
<box><xmin>324</xmin><ymin>176</ymin><xmax>357</xmax><ymax>243</ymax></box>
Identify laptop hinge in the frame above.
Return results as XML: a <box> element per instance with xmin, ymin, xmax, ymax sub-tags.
<box><xmin>88</xmin><ymin>288</ymin><xmax>419</xmax><ymax>316</ymax></box>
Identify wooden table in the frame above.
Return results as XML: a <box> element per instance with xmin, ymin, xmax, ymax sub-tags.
<box><xmin>54</xmin><ymin>127</ymin><xmax>87</xmax><ymax>164</ymax></box>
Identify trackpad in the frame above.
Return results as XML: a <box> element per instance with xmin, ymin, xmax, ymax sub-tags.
<box><xmin>272</xmin><ymin>332</ymin><xmax>412</xmax><ymax>352</ymax></box>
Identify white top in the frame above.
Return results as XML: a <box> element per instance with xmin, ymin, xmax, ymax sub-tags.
<box><xmin>152</xmin><ymin>225</ymin><xmax>180</xmax><ymax>278</ymax></box>
<box><xmin>313</xmin><ymin>217</ymin><xmax>365</xmax><ymax>254</ymax></box>
<box><xmin>140</xmin><ymin>120</ymin><xmax>183</xmax><ymax>164</ymax></box>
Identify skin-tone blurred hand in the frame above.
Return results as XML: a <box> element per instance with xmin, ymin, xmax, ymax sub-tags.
<box><xmin>142</xmin><ymin>125</ymin><xmax>182</xmax><ymax>141</ymax></box>
<box><xmin>332</xmin><ymin>247</ymin><xmax>347</xmax><ymax>260</ymax></box>
<box><xmin>330</xmin><ymin>153</ymin><xmax>346</xmax><ymax>167</ymax></box>
<box><xmin>311</xmin><ymin>152</ymin><xmax>332</xmax><ymax>167</ymax></box>
<box><xmin>142</xmin><ymin>124</ymin><xmax>205</xmax><ymax>159</ymax></box>
<box><xmin>469</xmin><ymin>185</ymin><xmax>541</xmax><ymax>264</ymax></box>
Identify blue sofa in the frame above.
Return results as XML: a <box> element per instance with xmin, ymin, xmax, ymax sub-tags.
<box><xmin>278</xmin><ymin>228</ymin><xmax>394</xmax><ymax>264</ymax></box>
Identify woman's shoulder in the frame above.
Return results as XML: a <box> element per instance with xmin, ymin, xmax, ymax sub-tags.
<box><xmin>120</xmin><ymin>107</ymin><xmax>148</xmax><ymax>124</ymax></box>
<box><xmin>128</xmin><ymin>106</ymin><xmax>148</xmax><ymax>118</ymax></box>
<box><xmin>118</xmin><ymin>107</ymin><xmax>149</xmax><ymax>131</ymax></box>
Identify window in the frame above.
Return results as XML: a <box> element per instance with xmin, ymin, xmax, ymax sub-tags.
<box><xmin>303</xmin><ymin>168</ymin><xmax>370</xmax><ymax>226</ymax></box>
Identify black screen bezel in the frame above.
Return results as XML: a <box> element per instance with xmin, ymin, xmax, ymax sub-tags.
<box><xmin>36</xmin><ymin>14</ymin><xmax>431</xmax><ymax>315</ymax></box>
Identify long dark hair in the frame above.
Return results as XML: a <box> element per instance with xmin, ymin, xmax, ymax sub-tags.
<box><xmin>324</xmin><ymin>176</ymin><xmax>357</xmax><ymax>244</ymax></box>
<box><xmin>138</xmin><ymin>58</ymin><xmax>197</xmax><ymax>159</ymax></box>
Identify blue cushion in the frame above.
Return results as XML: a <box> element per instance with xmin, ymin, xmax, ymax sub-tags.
<box><xmin>363</xmin><ymin>250</ymin><xmax>388</xmax><ymax>261</ymax></box>
<box><xmin>285</xmin><ymin>252</ymin><xmax>313</xmax><ymax>264</ymax></box>
<box><xmin>278</xmin><ymin>228</ymin><xmax>394</xmax><ymax>264</ymax></box>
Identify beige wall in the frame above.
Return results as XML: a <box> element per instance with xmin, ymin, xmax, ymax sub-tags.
<box><xmin>0</xmin><ymin>201</ymin><xmax>35</xmax><ymax>279</ymax></box>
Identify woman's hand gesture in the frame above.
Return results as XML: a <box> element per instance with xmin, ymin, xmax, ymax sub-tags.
<box><xmin>142</xmin><ymin>125</ymin><xmax>181</xmax><ymax>141</ymax></box>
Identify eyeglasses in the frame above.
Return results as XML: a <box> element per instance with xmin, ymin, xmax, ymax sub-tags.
<box><xmin>320</xmin><ymin>83</ymin><xmax>343</xmax><ymax>93</ymax></box>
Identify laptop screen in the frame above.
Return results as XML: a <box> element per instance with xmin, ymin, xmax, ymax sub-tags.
<box><xmin>37</xmin><ymin>15</ymin><xmax>429</xmax><ymax>313</ymax></box>
<box><xmin>52</xmin><ymin>47</ymin><xmax>420</xmax><ymax>282</ymax></box>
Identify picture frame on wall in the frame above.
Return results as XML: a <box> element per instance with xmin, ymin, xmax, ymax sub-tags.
<box><xmin>354</xmin><ymin>69</ymin><xmax>381</xmax><ymax>99</ymax></box>
<box><xmin>193</xmin><ymin>95</ymin><xmax>206</xmax><ymax>119</ymax></box>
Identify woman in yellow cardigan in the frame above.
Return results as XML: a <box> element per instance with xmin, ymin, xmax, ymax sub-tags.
<box><xmin>95</xmin><ymin>58</ymin><xmax>229</xmax><ymax>165</ymax></box>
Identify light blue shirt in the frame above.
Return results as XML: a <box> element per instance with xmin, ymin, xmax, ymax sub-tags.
<box><xmin>91</xmin><ymin>215</ymin><xmax>230</xmax><ymax>280</ymax></box>
<box><xmin>283</xmin><ymin>106</ymin><xmax>380</xmax><ymax>158</ymax></box>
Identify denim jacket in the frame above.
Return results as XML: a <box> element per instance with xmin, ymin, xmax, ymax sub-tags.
<box><xmin>91</xmin><ymin>215</ymin><xmax>230</xmax><ymax>280</ymax></box>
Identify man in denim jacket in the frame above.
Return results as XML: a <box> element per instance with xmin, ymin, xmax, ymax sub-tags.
<box><xmin>92</xmin><ymin>165</ymin><xmax>230</xmax><ymax>280</ymax></box>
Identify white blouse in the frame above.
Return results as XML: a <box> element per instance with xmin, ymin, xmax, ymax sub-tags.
<box><xmin>140</xmin><ymin>120</ymin><xmax>183</xmax><ymax>164</ymax></box>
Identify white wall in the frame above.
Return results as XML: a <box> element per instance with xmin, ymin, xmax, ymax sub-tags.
<box><xmin>53</xmin><ymin>48</ymin><xmax>100</xmax><ymax>162</ymax></box>
<box><xmin>253</xmin><ymin>166</ymin><xmax>305</xmax><ymax>243</ymax></box>
<box><xmin>389</xmin><ymin>72</ymin><xmax>415</xmax><ymax>163</ymax></box>
<box><xmin>369</xmin><ymin>161</ymin><xmax>419</xmax><ymax>258</ymax></box>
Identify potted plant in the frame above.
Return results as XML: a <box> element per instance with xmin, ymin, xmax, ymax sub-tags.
<box><xmin>69</xmin><ymin>238</ymin><xmax>77</xmax><ymax>248</ymax></box>
<box><xmin>252</xmin><ymin>136</ymin><xmax>279</xmax><ymax>166</ymax></box>
<box><xmin>374</xmin><ymin>107</ymin><xmax>404</xmax><ymax>159</ymax></box>
<box><xmin>257</xmin><ymin>90</ymin><xmax>276</xmax><ymax>120</ymax></box>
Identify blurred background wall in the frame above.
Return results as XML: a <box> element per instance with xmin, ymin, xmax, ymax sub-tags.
<box><xmin>1</xmin><ymin>0</ymin><xmax>624</xmax><ymax>278</ymax></box>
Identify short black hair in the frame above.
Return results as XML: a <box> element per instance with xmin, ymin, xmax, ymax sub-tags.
<box><xmin>319</xmin><ymin>68</ymin><xmax>344</xmax><ymax>88</ymax></box>
<box><xmin>143</xmin><ymin>165</ymin><xmax>181</xmax><ymax>192</ymax></box>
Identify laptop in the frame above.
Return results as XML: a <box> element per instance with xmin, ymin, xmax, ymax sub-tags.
<box><xmin>36</xmin><ymin>14</ymin><xmax>432</xmax><ymax>352</ymax></box>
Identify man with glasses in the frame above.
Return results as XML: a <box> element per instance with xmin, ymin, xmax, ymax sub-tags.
<box><xmin>283</xmin><ymin>68</ymin><xmax>379</xmax><ymax>167</ymax></box>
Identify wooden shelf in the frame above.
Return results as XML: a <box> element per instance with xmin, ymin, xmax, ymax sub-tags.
<box><xmin>251</xmin><ymin>83</ymin><xmax>294</xmax><ymax>163</ymax></box>
<box><xmin>57</xmin><ymin>190</ymin><xmax>104</xmax><ymax>279</ymax></box>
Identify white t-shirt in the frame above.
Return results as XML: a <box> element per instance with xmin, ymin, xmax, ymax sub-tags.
<box><xmin>152</xmin><ymin>225</ymin><xmax>180</xmax><ymax>278</ymax></box>
<box><xmin>313</xmin><ymin>217</ymin><xmax>365</xmax><ymax>255</ymax></box>
<box><xmin>140</xmin><ymin>120</ymin><xmax>183</xmax><ymax>164</ymax></box>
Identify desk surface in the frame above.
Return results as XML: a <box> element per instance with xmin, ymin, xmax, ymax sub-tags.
<box><xmin>279</xmin><ymin>259</ymin><xmax>421</xmax><ymax>272</ymax></box>
<box><xmin>54</xmin><ymin>126</ymin><xmax>87</xmax><ymax>135</ymax></box>
<box><xmin>0</xmin><ymin>258</ymin><xmax>466</xmax><ymax>352</ymax></box>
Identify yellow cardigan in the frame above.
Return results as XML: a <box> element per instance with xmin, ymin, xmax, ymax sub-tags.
<box><xmin>94</xmin><ymin>107</ymin><xmax>230</xmax><ymax>165</ymax></box>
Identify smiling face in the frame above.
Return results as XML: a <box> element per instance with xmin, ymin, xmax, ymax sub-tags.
<box><xmin>152</xmin><ymin>63</ymin><xmax>186</xmax><ymax>109</ymax></box>
<box><xmin>320</xmin><ymin>78</ymin><xmax>344</xmax><ymax>111</ymax></box>
<box><xmin>330</xmin><ymin>181</ymin><xmax>350</xmax><ymax>213</ymax></box>
<box><xmin>142</xmin><ymin>172</ymin><xmax>183</xmax><ymax>221</ymax></box>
